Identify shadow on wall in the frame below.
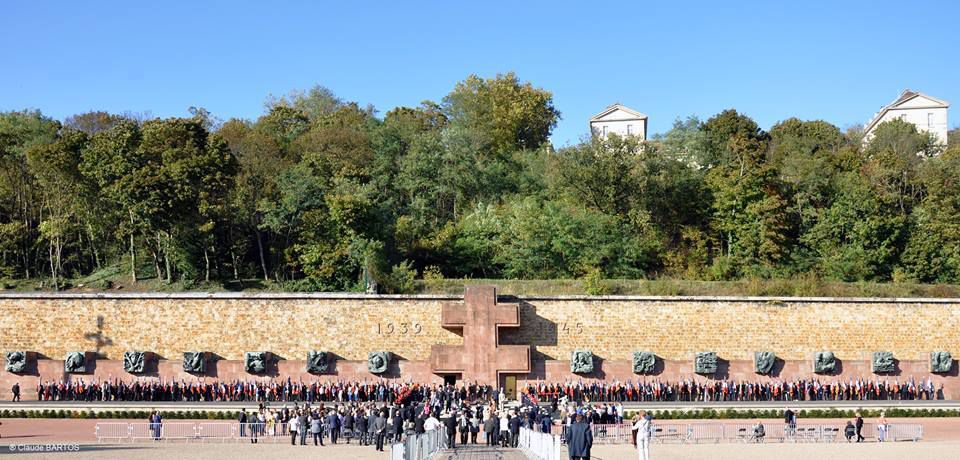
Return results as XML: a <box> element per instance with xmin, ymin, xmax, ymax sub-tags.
<box><xmin>499</xmin><ymin>300</ymin><xmax>558</xmax><ymax>358</ymax></box>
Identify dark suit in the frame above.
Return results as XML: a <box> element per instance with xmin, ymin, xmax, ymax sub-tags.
<box><xmin>327</xmin><ymin>413</ymin><xmax>340</xmax><ymax>443</ymax></box>
<box><xmin>509</xmin><ymin>416</ymin><xmax>521</xmax><ymax>447</ymax></box>
<box><xmin>566</xmin><ymin>421</ymin><xmax>593</xmax><ymax>460</ymax></box>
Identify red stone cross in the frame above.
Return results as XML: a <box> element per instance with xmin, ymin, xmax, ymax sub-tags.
<box><xmin>430</xmin><ymin>285</ymin><xmax>530</xmax><ymax>384</ymax></box>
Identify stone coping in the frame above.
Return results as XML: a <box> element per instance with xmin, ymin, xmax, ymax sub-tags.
<box><xmin>0</xmin><ymin>291</ymin><xmax>958</xmax><ymax>303</ymax></box>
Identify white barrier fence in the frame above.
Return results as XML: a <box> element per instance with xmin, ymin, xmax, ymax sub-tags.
<box><xmin>389</xmin><ymin>427</ymin><xmax>446</xmax><ymax>460</ymax></box>
<box><xmin>94</xmin><ymin>421</ymin><xmax>923</xmax><ymax>445</ymax></box>
<box><xmin>548</xmin><ymin>422</ymin><xmax>922</xmax><ymax>445</ymax></box>
<box><xmin>518</xmin><ymin>427</ymin><xmax>561</xmax><ymax>460</ymax></box>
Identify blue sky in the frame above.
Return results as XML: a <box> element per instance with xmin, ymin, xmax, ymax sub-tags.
<box><xmin>1</xmin><ymin>1</ymin><xmax>956</xmax><ymax>146</ymax></box>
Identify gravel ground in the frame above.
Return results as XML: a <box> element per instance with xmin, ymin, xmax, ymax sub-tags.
<box><xmin>1</xmin><ymin>441</ymin><xmax>958</xmax><ymax>460</ymax></box>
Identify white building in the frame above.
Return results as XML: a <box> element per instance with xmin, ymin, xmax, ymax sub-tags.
<box><xmin>863</xmin><ymin>89</ymin><xmax>949</xmax><ymax>146</ymax></box>
<box><xmin>589</xmin><ymin>103</ymin><xmax>648</xmax><ymax>140</ymax></box>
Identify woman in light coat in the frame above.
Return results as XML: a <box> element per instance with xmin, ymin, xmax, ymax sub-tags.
<box><xmin>633</xmin><ymin>410</ymin><xmax>651</xmax><ymax>460</ymax></box>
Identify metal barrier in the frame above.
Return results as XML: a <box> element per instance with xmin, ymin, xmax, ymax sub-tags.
<box><xmin>883</xmin><ymin>423</ymin><xmax>922</xmax><ymax>442</ymax></box>
<box><xmin>162</xmin><ymin>422</ymin><xmax>199</xmax><ymax>441</ymax></box>
<box><xmin>686</xmin><ymin>423</ymin><xmax>724</xmax><ymax>443</ymax></box>
<box><xmin>390</xmin><ymin>427</ymin><xmax>446</xmax><ymax>460</ymax></box>
<box><xmin>518</xmin><ymin>427</ymin><xmax>561</xmax><ymax>460</ymax></box>
<box><xmin>651</xmin><ymin>423</ymin><xmax>685</xmax><ymax>444</ymax></box>
<box><xmin>95</xmin><ymin>422</ymin><xmax>130</xmax><ymax>443</ymax></box>
<box><xmin>128</xmin><ymin>422</ymin><xmax>161</xmax><ymax>441</ymax></box>
<box><xmin>196</xmin><ymin>422</ymin><xmax>234</xmax><ymax>442</ymax></box>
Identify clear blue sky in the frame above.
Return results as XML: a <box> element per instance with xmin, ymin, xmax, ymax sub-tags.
<box><xmin>2</xmin><ymin>1</ymin><xmax>956</xmax><ymax>146</ymax></box>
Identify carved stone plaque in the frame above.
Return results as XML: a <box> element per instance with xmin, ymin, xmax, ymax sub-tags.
<box><xmin>694</xmin><ymin>352</ymin><xmax>717</xmax><ymax>374</ymax></box>
<box><xmin>306</xmin><ymin>351</ymin><xmax>332</xmax><ymax>374</ymax></box>
<box><xmin>65</xmin><ymin>352</ymin><xmax>86</xmax><ymax>373</ymax></box>
<box><xmin>183</xmin><ymin>352</ymin><xmax>206</xmax><ymax>373</ymax></box>
<box><xmin>754</xmin><ymin>351</ymin><xmax>775</xmax><ymax>375</ymax></box>
<box><xmin>368</xmin><ymin>351</ymin><xmax>391</xmax><ymax>374</ymax></box>
<box><xmin>245</xmin><ymin>352</ymin><xmax>267</xmax><ymax>374</ymax></box>
<box><xmin>931</xmin><ymin>351</ymin><xmax>953</xmax><ymax>374</ymax></box>
<box><xmin>632</xmin><ymin>351</ymin><xmax>656</xmax><ymax>374</ymax></box>
<box><xmin>570</xmin><ymin>349</ymin><xmax>594</xmax><ymax>374</ymax></box>
<box><xmin>123</xmin><ymin>351</ymin><xmax>147</xmax><ymax>374</ymax></box>
<box><xmin>872</xmin><ymin>351</ymin><xmax>895</xmax><ymax>374</ymax></box>
<box><xmin>813</xmin><ymin>351</ymin><xmax>836</xmax><ymax>374</ymax></box>
<box><xmin>5</xmin><ymin>351</ymin><xmax>28</xmax><ymax>374</ymax></box>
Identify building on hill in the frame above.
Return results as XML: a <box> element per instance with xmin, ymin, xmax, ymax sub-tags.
<box><xmin>863</xmin><ymin>89</ymin><xmax>949</xmax><ymax>146</ymax></box>
<box><xmin>589</xmin><ymin>103</ymin><xmax>648</xmax><ymax>140</ymax></box>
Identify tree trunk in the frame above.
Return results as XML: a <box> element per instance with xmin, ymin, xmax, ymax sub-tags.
<box><xmin>129</xmin><ymin>210</ymin><xmax>137</xmax><ymax>284</ymax></box>
<box><xmin>204</xmin><ymin>247</ymin><xmax>210</xmax><ymax>282</ymax></box>
<box><xmin>163</xmin><ymin>233</ymin><xmax>172</xmax><ymax>284</ymax></box>
<box><xmin>48</xmin><ymin>240</ymin><xmax>58</xmax><ymax>291</ymax></box>
<box><xmin>255</xmin><ymin>228</ymin><xmax>268</xmax><ymax>281</ymax></box>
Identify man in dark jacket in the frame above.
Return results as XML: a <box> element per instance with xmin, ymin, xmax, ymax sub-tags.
<box><xmin>327</xmin><ymin>410</ymin><xmax>341</xmax><ymax>444</ymax></box>
<box><xmin>567</xmin><ymin>414</ymin><xmax>593</xmax><ymax>460</ymax></box>
<box><xmin>238</xmin><ymin>409</ymin><xmax>247</xmax><ymax>438</ymax></box>
<box><xmin>356</xmin><ymin>410</ymin><xmax>368</xmax><ymax>445</ymax></box>
<box><xmin>393</xmin><ymin>410</ymin><xmax>404</xmax><ymax>442</ymax></box>
<box><xmin>443</xmin><ymin>411</ymin><xmax>458</xmax><ymax>448</ymax></box>
<box><xmin>508</xmin><ymin>411</ymin><xmax>522</xmax><ymax>447</ymax></box>
<box><xmin>373</xmin><ymin>410</ymin><xmax>388</xmax><ymax>451</ymax></box>
<box><xmin>343</xmin><ymin>411</ymin><xmax>355</xmax><ymax>444</ymax></box>
<box><xmin>415</xmin><ymin>414</ymin><xmax>426</xmax><ymax>434</ymax></box>
<box><xmin>855</xmin><ymin>413</ymin><xmax>865</xmax><ymax>442</ymax></box>
<box><xmin>483</xmin><ymin>414</ymin><xmax>496</xmax><ymax>446</ymax></box>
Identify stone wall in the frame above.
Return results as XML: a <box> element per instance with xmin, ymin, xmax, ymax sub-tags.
<box><xmin>0</xmin><ymin>292</ymin><xmax>958</xmax><ymax>399</ymax></box>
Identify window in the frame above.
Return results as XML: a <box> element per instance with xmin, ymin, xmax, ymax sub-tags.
<box><xmin>627</xmin><ymin>125</ymin><xmax>633</xmax><ymax>135</ymax></box>
<box><xmin>928</xmin><ymin>113</ymin><xmax>934</xmax><ymax>128</ymax></box>
<box><xmin>602</xmin><ymin>126</ymin><xmax>607</xmax><ymax>136</ymax></box>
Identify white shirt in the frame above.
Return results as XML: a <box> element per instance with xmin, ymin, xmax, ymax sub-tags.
<box><xmin>424</xmin><ymin>416</ymin><xmax>441</xmax><ymax>431</ymax></box>
<box><xmin>633</xmin><ymin>418</ymin><xmax>650</xmax><ymax>442</ymax></box>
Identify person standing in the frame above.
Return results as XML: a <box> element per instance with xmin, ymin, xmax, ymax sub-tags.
<box><xmin>374</xmin><ymin>409</ymin><xmax>387</xmax><ymax>452</ymax></box>
<box><xmin>470</xmin><ymin>410</ymin><xmax>480</xmax><ymax>444</ymax></box>
<box><xmin>484</xmin><ymin>412</ymin><xmax>496</xmax><ymax>446</ymax></box>
<box><xmin>443</xmin><ymin>411</ymin><xmax>457</xmax><ymax>448</ymax></box>
<box><xmin>509</xmin><ymin>411</ymin><xmax>521</xmax><ymax>448</ymax></box>
<box><xmin>393</xmin><ymin>408</ymin><xmax>404</xmax><ymax>442</ymax></box>
<box><xmin>357</xmin><ymin>409</ymin><xmax>368</xmax><ymax>445</ymax></box>
<box><xmin>11</xmin><ymin>383</ymin><xmax>20</xmax><ymax>402</ymax></box>
<box><xmin>854</xmin><ymin>413</ymin><xmax>865</xmax><ymax>442</ymax></box>
<box><xmin>499</xmin><ymin>411</ymin><xmax>510</xmax><ymax>447</ymax></box>
<box><xmin>458</xmin><ymin>410</ymin><xmax>469</xmax><ymax>446</ymax></box>
<box><xmin>567</xmin><ymin>414</ymin><xmax>593</xmax><ymax>460</ymax></box>
<box><xmin>878</xmin><ymin>411</ymin><xmax>888</xmax><ymax>442</ymax></box>
<box><xmin>238</xmin><ymin>408</ymin><xmax>247</xmax><ymax>439</ymax></box>
<box><xmin>298</xmin><ymin>410</ymin><xmax>309</xmax><ymax>445</ymax></box>
<box><xmin>327</xmin><ymin>409</ymin><xmax>340</xmax><ymax>444</ymax></box>
<box><xmin>310</xmin><ymin>412</ymin><xmax>323</xmax><ymax>446</ymax></box>
<box><xmin>289</xmin><ymin>410</ymin><xmax>298</xmax><ymax>445</ymax></box>
<box><xmin>633</xmin><ymin>411</ymin><xmax>650</xmax><ymax>460</ymax></box>
<box><xmin>367</xmin><ymin>409</ymin><xmax>378</xmax><ymax>447</ymax></box>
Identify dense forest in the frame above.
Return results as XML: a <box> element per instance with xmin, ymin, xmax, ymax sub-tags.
<box><xmin>1</xmin><ymin>73</ymin><xmax>959</xmax><ymax>292</ymax></box>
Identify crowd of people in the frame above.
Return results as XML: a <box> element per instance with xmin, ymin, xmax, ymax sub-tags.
<box><xmin>30</xmin><ymin>378</ymin><xmax>498</xmax><ymax>404</ymax></box>
<box><xmin>526</xmin><ymin>377</ymin><xmax>944</xmax><ymax>403</ymax></box>
<box><xmin>23</xmin><ymin>376</ymin><xmax>944</xmax><ymax>404</ymax></box>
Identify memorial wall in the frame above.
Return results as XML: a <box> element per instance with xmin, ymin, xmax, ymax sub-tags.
<box><xmin>0</xmin><ymin>287</ymin><xmax>958</xmax><ymax>399</ymax></box>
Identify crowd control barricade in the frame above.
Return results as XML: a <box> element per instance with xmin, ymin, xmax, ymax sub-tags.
<box><xmin>392</xmin><ymin>427</ymin><xmax>446</xmax><ymax>460</ymax></box>
<box><xmin>95</xmin><ymin>422</ymin><xmax>130</xmax><ymax>443</ymax></box>
<box><xmin>161</xmin><ymin>422</ymin><xmax>199</xmax><ymax>442</ymax></box>
<box><xmin>128</xmin><ymin>422</ymin><xmax>160</xmax><ymax>441</ymax></box>
<box><xmin>726</xmin><ymin>423</ymin><xmax>765</xmax><ymax>443</ymax></box>
<box><xmin>196</xmin><ymin>422</ymin><xmax>234</xmax><ymax>442</ymax></box>
<box><xmin>518</xmin><ymin>427</ymin><xmax>562</xmax><ymax>460</ymax></box>
<box><xmin>589</xmin><ymin>423</ymin><xmax>631</xmax><ymax>444</ymax></box>
<box><xmin>651</xmin><ymin>423</ymin><xmax>685</xmax><ymax>444</ymax></box>
<box><xmin>686</xmin><ymin>424</ymin><xmax>724</xmax><ymax>443</ymax></box>
<box><xmin>883</xmin><ymin>423</ymin><xmax>922</xmax><ymax>442</ymax></box>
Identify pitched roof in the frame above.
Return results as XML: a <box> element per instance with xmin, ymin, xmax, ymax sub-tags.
<box><xmin>590</xmin><ymin>103</ymin><xmax>648</xmax><ymax>122</ymax></box>
<box><xmin>864</xmin><ymin>89</ymin><xmax>950</xmax><ymax>134</ymax></box>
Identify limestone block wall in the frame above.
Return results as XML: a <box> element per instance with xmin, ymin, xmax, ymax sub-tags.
<box><xmin>0</xmin><ymin>292</ymin><xmax>958</xmax><ymax>399</ymax></box>
<box><xmin>501</xmin><ymin>297</ymin><xmax>960</xmax><ymax>362</ymax></box>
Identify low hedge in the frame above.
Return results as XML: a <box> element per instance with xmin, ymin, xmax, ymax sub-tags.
<box><xmin>0</xmin><ymin>409</ymin><xmax>240</xmax><ymax>420</ymax></box>
<box><xmin>623</xmin><ymin>407</ymin><xmax>960</xmax><ymax>420</ymax></box>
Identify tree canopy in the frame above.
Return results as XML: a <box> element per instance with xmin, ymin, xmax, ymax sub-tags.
<box><xmin>0</xmin><ymin>77</ymin><xmax>956</xmax><ymax>292</ymax></box>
